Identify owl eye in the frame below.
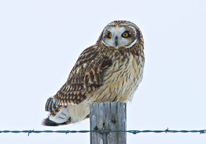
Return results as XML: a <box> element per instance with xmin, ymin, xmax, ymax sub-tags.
<box><xmin>122</xmin><ymin>31</ymin><xmax>131</xmax><ymax>38</ymax></box>
<box><xmin>107</xmin><ymin>32</ymin><xmax>112</xmax><ymax>38</ymax></box>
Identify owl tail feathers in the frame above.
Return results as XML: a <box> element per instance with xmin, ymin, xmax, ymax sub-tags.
<box><xmin>42</xmin><ymin>118</ymin><xmax>71</xmax><ymax>126</ymax></box>
<box><xmin>43</xmin><ymin>96</ymin><xmax>72</xmax><ymax>126</ymax></box>
<box><xmin>42</xmin><ymin>108</ymin><xmax>72</xmax><ymax>126</ymax></box>
<box><xmin>43</xmin><ymin>97</ymin><xmax>90</xmax><ymax>126</ymax></box>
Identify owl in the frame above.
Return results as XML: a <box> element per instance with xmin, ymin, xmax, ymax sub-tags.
<box><xmin>43</xmin><ymin>20</ymin><xmax>145</xmax><ymax>126</ymax></box>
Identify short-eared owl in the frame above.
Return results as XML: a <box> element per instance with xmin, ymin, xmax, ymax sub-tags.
<box><xmin>43</xmin><ymin>20</ymin><xmax>145</xmax><ymax>126</ymax></box>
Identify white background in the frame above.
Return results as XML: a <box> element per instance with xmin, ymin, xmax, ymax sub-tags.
<box><xmin>0</xmin><ymin>0</ymin><xmax>206</xmax><ymax>144</ymax></box>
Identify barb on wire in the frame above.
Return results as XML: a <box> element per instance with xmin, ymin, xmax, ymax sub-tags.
<box><xmin>0</xmin><ymin>128</ymin><xmax>206</xmax><ymax>136</ymax></box>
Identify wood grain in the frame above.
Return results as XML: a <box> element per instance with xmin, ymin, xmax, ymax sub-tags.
<box><xmin>90</xmin><ymin>102</ymin><xmax>126</xmax><ymax>144</ymax></box>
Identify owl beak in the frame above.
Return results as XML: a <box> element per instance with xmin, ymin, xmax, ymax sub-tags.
<box><xmin>115</xmin><ymin>36</ymin><xmax>118</xmax><ymax>47</ymax></box>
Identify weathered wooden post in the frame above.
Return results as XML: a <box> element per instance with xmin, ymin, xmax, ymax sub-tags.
<box><xmin>90</xmin><ymin>102</ymin><xmax>126</xmax><ymax>144</ymax></box>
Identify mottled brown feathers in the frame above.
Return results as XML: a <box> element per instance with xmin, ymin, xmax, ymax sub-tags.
<box><xmin>49</xmin><ymin>47</ymin><xmax>113</xmax><ymax>110</ymax></box>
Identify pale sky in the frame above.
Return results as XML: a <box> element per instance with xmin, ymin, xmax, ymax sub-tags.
<box><xmin>0</xmin><ymin>0</ymin><xmax>206</xmax><ymax>144</ymax></box>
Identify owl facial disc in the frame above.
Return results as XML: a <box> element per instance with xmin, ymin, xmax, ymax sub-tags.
<box><xmin>102</xmin><ymin>25</ymin><xmax>137</xmax><ymax>48</ymax></box>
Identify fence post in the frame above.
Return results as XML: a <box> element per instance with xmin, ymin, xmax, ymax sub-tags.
<box><xmin>90</xmin><ymin>102</ymin><xmax>126</xmax><ymax>144</ymax></box>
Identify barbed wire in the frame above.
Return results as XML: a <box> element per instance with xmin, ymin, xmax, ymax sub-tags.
<box><xmin>0</xmin><ymin>128</ymin><xmax>206</xmax><ymax>136</ymax></box>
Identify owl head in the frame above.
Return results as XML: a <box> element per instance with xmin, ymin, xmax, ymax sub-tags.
<box><xmin>98</xmin><ymin>20</ymin><xmax>143</xmax><ymax>49</ymax></box>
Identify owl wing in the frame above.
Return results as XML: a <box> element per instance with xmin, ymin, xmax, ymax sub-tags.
<box><xmin>45</xmin><ymin>46</ymin><xmax>112</xmax><ymax>113</ymax></box>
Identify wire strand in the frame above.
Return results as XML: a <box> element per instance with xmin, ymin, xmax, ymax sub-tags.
<box><xmin>0</xmin><ymin>128</ymin><xmax>206</xmax><ymax>136</ymax></box>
